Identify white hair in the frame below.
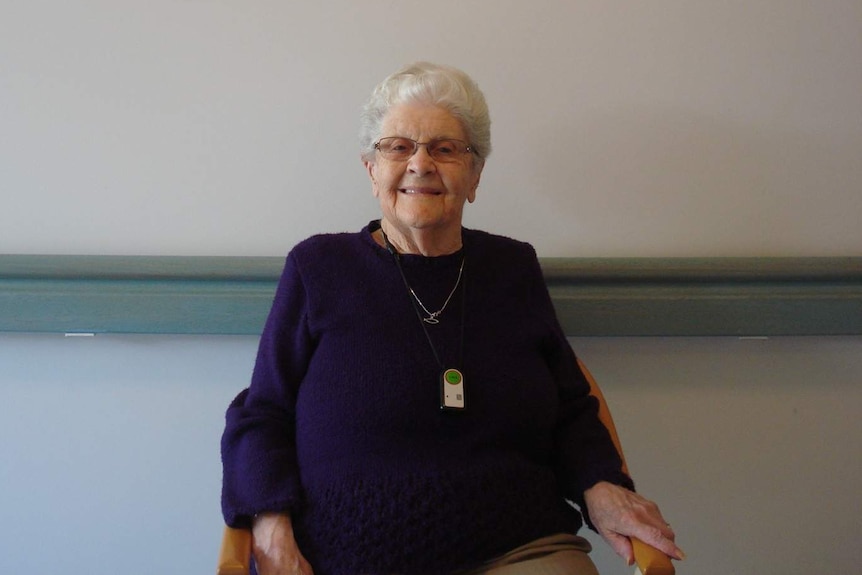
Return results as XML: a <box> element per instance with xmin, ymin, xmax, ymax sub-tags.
<box><xmin>359</xmin><ymin>62</ymin><xmax>492</xmax><ymax>164</ymax></box>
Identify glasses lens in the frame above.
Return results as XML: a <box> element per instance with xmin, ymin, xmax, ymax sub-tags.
<box><xmin>427</xmin><ymin>139</ymin><xmax>467</xmax><ymax>162</ymax></box>
<box><xmin>376</xmin><ymin>137</ymin><xmax>415</xmax><ymax>160</ymax></box>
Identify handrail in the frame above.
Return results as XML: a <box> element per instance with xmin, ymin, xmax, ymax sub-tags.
<box><xmin>1</xmin><ymin>256</ymin><xmax>860</xmax><ymax>335</ymax></box>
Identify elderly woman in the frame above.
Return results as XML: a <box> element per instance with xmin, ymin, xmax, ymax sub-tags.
<box><xmin>221</xmin><ymin>62</ymin><xmax>683</xmax><ymax>575</ymax></box>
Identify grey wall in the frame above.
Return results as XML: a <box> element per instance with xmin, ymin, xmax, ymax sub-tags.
<box><xmin>571</xmin><ymin>336</ymin><xmax>862</xmax><ymax>574</ymax></box>
<box><xmin>2</xmin><ymin>1</ymin><xmax>860</xmax><ymax>257</ymax></box>
<box><xmin>0</xmin><ymin>334</ymin><xmax>248</xmax><ymax>574</ymax></box>
<box><xmin>2</xmin><ymin>333</ymin><xmax>860</xmax><ymax>574</ymax></box>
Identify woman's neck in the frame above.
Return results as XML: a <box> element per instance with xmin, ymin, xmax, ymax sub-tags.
<box><xmin>377</xmin><ymin>219</ymin><xmax>462</xmax><ymax>257</ymax></box>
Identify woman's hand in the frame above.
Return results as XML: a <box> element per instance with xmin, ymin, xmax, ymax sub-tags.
<box><xmin>251</xmin><ymin>513</ymin><xmax>314</xmax><ymax>575</ymax></box>
<box><xmin>583</xmin><ymin>481</ymin><xmax>685</xmax><ymax>565</ymax></box>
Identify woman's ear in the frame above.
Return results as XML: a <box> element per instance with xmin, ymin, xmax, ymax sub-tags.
<box><xmin>467</xmin><ymin>164</ymin><xmax>482</xmax><ymax>203</ymax></box>
<box><xmin>364</xmin><ymin>159</ymin><xmax>380</xmax><ymax>197</ymax></box>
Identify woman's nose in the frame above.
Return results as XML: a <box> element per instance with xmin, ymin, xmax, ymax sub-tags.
<box><xmin>407</xmin><ymin>145</ymin><xmax>437</xmax><ymax>175</ymax></box>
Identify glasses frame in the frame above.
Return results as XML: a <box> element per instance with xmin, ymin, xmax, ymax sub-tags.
<box><xmin>374</xmin><ymin>137</ymin><xmax>476</xmax><ymax>163</ymax></box>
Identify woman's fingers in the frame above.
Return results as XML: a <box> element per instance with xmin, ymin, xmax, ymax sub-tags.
<box><xmin>584</xmin><ymin>482</ymin><xmax>686</xmax><ymax>562</ymax></box>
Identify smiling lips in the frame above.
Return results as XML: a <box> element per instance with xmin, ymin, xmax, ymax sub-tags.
<box><xmin>399</xmin><ymin>187</ymin><xmax>442</xmax><ymax>195</ymax></box>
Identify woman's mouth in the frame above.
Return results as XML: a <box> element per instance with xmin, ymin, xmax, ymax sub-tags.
<box><xmin>399</xmin><ymin>187</ymin><xmax>441</xmax><ymax>195</ymax></box>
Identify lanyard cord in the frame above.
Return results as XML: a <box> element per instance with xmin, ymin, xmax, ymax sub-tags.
<box><xmin>380</xmin><ymin>226</ymin><xmax>466</xmax><ymax>372</ymax></box>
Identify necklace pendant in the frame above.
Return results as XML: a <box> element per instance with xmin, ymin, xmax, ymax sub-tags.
<box><xmin>423</xmin><ymin>315</ymin><xmax>440</xmax><ymax>324</ymax></box>
<box><xmin>440</xmin><ymin>368</ymin><xmax>466</xmax><ymax>411</ymax></box>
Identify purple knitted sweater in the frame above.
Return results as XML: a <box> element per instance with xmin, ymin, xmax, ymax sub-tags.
<box><xmin>221</xmin><ymin>223</ymin><xmax>632</xmax><ymax>575</ymax></box>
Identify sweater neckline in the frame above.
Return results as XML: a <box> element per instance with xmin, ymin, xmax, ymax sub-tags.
<box><xmin>364</xmin><ymin>220</ymin><xmax>465</xmax><ymax>268</ymax></box>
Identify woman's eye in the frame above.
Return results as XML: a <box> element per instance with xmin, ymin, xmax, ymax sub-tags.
<box><xmin>389</xmin><ymin>139</ymin><xmax>413</xmax><ymax>152</ymax></box>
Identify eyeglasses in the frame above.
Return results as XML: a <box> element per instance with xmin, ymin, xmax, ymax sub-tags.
<box><xmin>374</xmin><ymin>137</ymin><xmax>475</xmax><ymax>163</ymax></box>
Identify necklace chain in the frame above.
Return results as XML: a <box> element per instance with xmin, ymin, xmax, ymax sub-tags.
<box><xmin>380</xmin><ymin>227</ymin><xmax>465</xmax><ymax>324</ymax></box>
<box><xmin>377</xmin><ymin>221</ymin><xmax>468</xmax><ymax>411</ymax></box>
<box><xmin>408</xmin><ymin>257</ymin><xmax>465</xmax><ymax>324</ymax></box>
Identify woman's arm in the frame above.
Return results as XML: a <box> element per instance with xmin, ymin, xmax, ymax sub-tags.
<box><xmin>221</xmin><ymin>251</ymin><xmax>315</xmax><ymax>526</ymax></box>
<box><xmin>521</xmin><ymin>248</ymin><xmax>633</xmax><ymax>498</ymax></box>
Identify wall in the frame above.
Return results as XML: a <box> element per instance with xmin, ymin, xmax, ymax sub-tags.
<box><xmin>2</xmin><ymin>333</ymin><xmax>860</xmax><ymax>574</ymax></box>
<box><xmin>0</xmin><ymin>333</ymin><xmax>250</xmax><ymax>575</ymax></box>
<box><xmin>572</xmin><ymin>336</ymin><xmax>862</xmax><ymax>574</ymax></box>
<box><xmin>2</xmin><ymin>1</ymin><xmax>861</xmax><ymax>257</ymax></box>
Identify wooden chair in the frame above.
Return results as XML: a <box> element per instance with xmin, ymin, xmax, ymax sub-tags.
<box><xmin>217</xmin><ymin>359</ymin><xmax>674</xmax><ymax>575</ymax></box>
<box><xmin>579</xmin><ymin>359</ymin><xmax>675</xmax><ymax>575</ymax></box>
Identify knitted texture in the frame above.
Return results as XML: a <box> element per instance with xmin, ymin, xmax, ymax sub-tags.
<box><xmin>221</xmin><ymin>223</ymin><xmax>632</xmax><ymax>575</ymax></box>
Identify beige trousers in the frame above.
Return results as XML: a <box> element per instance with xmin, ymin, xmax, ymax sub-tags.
<box><xmin>458</xmin><ymin>533</ymin><xmax>600</xmax><ymax>575</ymax></box>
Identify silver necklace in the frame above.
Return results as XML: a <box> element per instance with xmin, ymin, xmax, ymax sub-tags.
<box><xmin>379</xmin><ymin>223</ymin><xmax>468</xmax><ymax>411</ymax></box>
<box><xmin>408</xmin><ymin>257</ymin><xmax>465</xmax><ymax>324</ymax></box>
<box><xmin>380</xmin><ymin>228</ymin><xmax>465</xmax><ymax>324</ymax></box>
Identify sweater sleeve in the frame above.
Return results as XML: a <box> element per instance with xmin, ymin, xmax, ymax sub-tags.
<box><xmin>524</xmin><ymin>251</ymin><xmax>635</xmax><ymax>521</ymax></box>
<box><xmin>220</xmin><ymin>251</ymin><xmax>315</xmax><ymax>527</ymax></box>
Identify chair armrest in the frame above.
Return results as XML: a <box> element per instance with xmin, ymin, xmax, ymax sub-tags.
<box><xmin>217</xmin><ymin>526</ymin><xmax>252</xmax><ymax>575</ymax></box>
<box><xmin>578</xmin><ymin>359</ymin><xmax>675</xmax><ymax>575</ymax></box>
<box><xmin>632</xmin><ymin>536</ymin><xmax>675</xmax><ymax>575</ymax></box>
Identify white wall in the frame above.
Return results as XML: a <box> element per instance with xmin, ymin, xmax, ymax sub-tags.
<box><xmin>2</xmin><ymin>1</ymin><xmax>861</xmax><ymax>257</ymax></box>
<box><xmin>2</xmin><ymin>334</ymin><xmax>860</xmax><ymax>574</ymax></box>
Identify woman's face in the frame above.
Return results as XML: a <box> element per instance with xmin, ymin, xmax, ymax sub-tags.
<box><xmin>365</xmin><ymin>103</ymin><xmax>482</xmax><ymax>239</ymax></box>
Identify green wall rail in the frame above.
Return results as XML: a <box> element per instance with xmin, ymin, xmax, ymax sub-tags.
<box><xmin>1</xmin><ymin>255</ymin><xmax>860</xmax><ymax>336</ymax></box>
